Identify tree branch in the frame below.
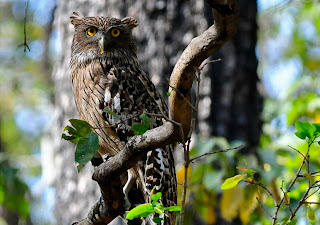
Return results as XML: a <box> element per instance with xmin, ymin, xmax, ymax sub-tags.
<box><xmin>18</xmin><ymin>0</ymin><xmax>31</xmax><ymax>52</ymax></box>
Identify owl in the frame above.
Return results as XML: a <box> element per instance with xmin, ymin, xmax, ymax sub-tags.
<box><xmin>70</xmin><ymin>12</ymin><xmax>177</xmax><ymax>225</ymax></box>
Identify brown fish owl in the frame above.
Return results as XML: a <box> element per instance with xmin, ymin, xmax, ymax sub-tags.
<box><xmin>70</xmin><ymin>13</ymin><xmax>177</xmax><ymax>224</ymax></box>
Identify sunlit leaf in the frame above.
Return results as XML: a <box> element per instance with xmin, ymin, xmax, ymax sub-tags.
<box><xmin>126</xmin><ymin>203</ymin><xmax>154</xmax><ymax>219</ymax></box>
<box><xmin>164</xmin><ymin>206</ymin><xmax>182</xmax><ymax>212</ymax></box>
<box><xmin>154</xmin><ymin>206</ymin><xmax>163</xmax><ymax>214</ymax></box>
<box><xmin>294</xmin><ymin>121</ymin><xmax>316</xmax><ymax>140</ymax></box>
<box><xmin>151</xmin><ymin>192</ymin><xmax>162</xmax><ymax>202</ymax></box>
<box><xmin>221</xmin><ymin>174</ymin><xmax>247</xmax><ymax>190</ymax></box>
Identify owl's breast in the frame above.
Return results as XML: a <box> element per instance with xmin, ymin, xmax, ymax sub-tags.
<box><xmin>71</xmin><ymin>61</ymin><xmax>164</xmax><ymax>147</ymax></box>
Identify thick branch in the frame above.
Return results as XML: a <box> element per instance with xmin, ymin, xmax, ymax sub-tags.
<box><xmin>169</xmin><ymin>0</ymin><xmax>238</xmax><ymax>140</ymax></box>
<box><xmin>93</xmin><ymin>122</ymin><xmax>175</xmax><ymax>183</ymax></box>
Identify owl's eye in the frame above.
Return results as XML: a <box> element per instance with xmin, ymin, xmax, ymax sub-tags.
<box><xmin>86</xmin><ymin>27</ymin><xmax>97</xmax><ymax>37</ymax></box>
<box><xmin>111</xmin><ymin>28</ymin><xmax>120</xmax><ymax>37</ymax></box>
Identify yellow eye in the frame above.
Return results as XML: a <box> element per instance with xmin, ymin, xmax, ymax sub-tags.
<box><xmin>111</xmin><ymin>28</ymin><xmax>120</xmax><ymax>37</ymax></box>
<box><xmin>86</xmin><ymin>27</ymin><xmax>97</xmax><ymax>37</ymax></box>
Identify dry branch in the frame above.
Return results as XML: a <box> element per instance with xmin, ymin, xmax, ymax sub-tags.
<box><xmin>73</xmin><ymin>0</ymin><xmax>238</xmax><ymax>224</ymax></box>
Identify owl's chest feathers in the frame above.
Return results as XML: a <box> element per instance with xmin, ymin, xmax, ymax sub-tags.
<box><xmin>71</xmin><ymin>59</ymin><xmax>164</xmax><ymax>140</ymax></box>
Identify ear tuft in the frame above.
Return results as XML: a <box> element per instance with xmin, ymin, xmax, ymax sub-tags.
<box><xmin>70</xmin><ymin>12</ymin><xmax>83</xmax><ymax>27</ymax></box>
<box><xmin>121</xmin><ymin>17</ymin><xmax>138</xmax><ymax>29</ymax></box>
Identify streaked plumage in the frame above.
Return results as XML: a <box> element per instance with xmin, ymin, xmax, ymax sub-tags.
<box><xmin>69</xmin><ymin>13</ymin><xmax>176</xmax><ymax>224</ymax></box>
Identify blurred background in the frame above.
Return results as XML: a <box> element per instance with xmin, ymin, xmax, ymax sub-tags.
<box><xmin>0</xmin><ymin>0</ymin><xmax>319</xmax><ymax>224</ymax></box>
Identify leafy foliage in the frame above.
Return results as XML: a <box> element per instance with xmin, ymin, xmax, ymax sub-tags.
<box><xmin>131</xmin><ymin>113</ymin><xmax>151</xmax><ymax>135</ymax></box>
<box><xmin>126</xmin><ymin>191</ymin><xmax>181</xmax><ymax>224</ymax></box>
<box><xmin>62</xmin><ymin>119</ymin><xmax>99</xmax><ymax>171</ymax></box>
<box><xmin>0</xmin><ymin>160</ymin><xmax>30</xmax><ymax>219</ymax></box>
<box><xmin>220</xmin><ymin>121</ymin><xmax>320</xmax><ymax>224</ymax></box>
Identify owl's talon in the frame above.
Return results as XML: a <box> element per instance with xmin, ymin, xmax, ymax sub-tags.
<box><xmin>102</xmin><ymin>153</ymin><xmax>110</xmax><ymax>162</ymax></box>
<box><xmin>123</xmin><ymin>168</ymin><xmax>136</xmax><ymax>210</ymax></box>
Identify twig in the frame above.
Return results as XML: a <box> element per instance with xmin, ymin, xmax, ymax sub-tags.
<box><xmin>280</xmin><ymin>182</ymin><xmax>293</xmax><ymax>213</ymax></box>
<box><xmin>256</xmin><ymin>197</ymin><xmax>272</xmax><ymax>218</ymax></box>
<box><xmin>248</xmin><ymin>181</ymin><xmax>278</xmax><ymax>207</ymax></box>
<box><xmin>199</xmin><ymin>58</ymin><xmax>222</xmax><ymax>71</ymax></box>
<box><xmin>18</xmin><ymin>0</ymin><xmax>31</xmax><ymax>52</ymax></box>
<box><xmin>305</xmin><ymin>186</ymin><xmax>320</xmax><ymax>200</ymax></box>
<box><xmin>289</xmin><ymin>185</ymin><xmax>313</xmax><ymax>220</ymax></box>
<box><xmin>179</xmin><ymin>139</ymin><xmax>191</xmax><ymax>225</ymax></box>
<box><xmin>303</xmin><ymin>201</ymin><xmax>320</xmax><ymax>205</ymax></box>
<box><xmin>190</xmin><ymin>145</ymin><xmax>243</xmax><ymax>163</ymax></box>
<box><xmin>310</xmin><ymin>170</ymin><xmax>320</xmax><ymax>175</ymax></box>
<box><xmin>288</xmin><ymin>145</ymin><xmax>308</xmax><ymax>162</ymax></box>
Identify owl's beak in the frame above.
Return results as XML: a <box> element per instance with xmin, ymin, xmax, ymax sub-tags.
<box><xmin>99</xmin><ymin>37</ymin><xmax>105</xmax><ymax>53</ymax></box>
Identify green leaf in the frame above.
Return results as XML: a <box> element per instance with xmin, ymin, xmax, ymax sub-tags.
<box><xmin>154</xmin><ymin>206</ymin><xmax>163</xmax><ymax>214</ymax></box>
<box><xmin>151</xmin><ymin>192</ymin><xmax>162</xmax><ymax>202</ymax></box>
<box><xmin>0</xmin><ymin>186</ymin><xmax>4</xmax><ymax>204</ymax></box>
<box><xmin>75</xmin><ymin>132</ymin><xmax>99</xmax><ymax>167</ymax></box>
<box><xmin>236</xmin><ymin>167</ymin><xmax>256</xmax><ymax>177</ymax></box>
<box><xmin>131</xmin><ymin>113</ymin><xmax>151</xmax><ymax>135</ymax></box>
<box><xmin>294</xmin><ymin>121</ymin><xmax>316</xmax><ymax>140</ymax></box>
<box><xmin>104</xmin><ymin>107</ymin><xmax>121</xmax><ymax>120</ymax></box>
<box><xmin>77</xmin><ymin>165</ymin><xmax>84</xmax><ymax>172</ymax></box>
<box><xmin>166</xmin><ymin>92</ymin><xmax>171</xmax><ymax>97</ymax></box>
<box><xmin>62</xmin><ymin>119</ymin><xmax>93</xmax><ymax>143</ymax></box>
<box><xmin>152</xmin><ymin>201</ymin><xmax>161</xmax><ymax>207</ymax></box>
<box><xmin>308</xmin><ymin>206</ymin><xmax>315</xmax><ymax>221</ymax></box>
<box><xmin>164</xmin><ymin>206</ymin><xmax>182</xmax><ymax>212</ymax></box>
<box><xmin>69</xmin><ymin>119</ymin><xmax>92</xmax><ymax>134</ymax></box>
<box><xmin>153</xmin><ymin>217</ymin><xmax>164</xmax><ymax>224</ymax></box>
<box><xmin>126</xmin><ymin>203</ymin><xmax>154</xmax><ymax>220</ymax></box>
<box><xmin>220</xmin><ymin>174</ymin><xmax>247</xmax><ymax>190</ymax></box>
<box><xmin>312</xmin><ymin>123</ymin><xmax>320</xmax><ymax>137</ymax></box>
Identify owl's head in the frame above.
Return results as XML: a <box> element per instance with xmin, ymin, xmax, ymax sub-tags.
<box><xmin>70</xmin><ymin>12</ymin><xmax>138</xmax><ymax>64</ymax></box>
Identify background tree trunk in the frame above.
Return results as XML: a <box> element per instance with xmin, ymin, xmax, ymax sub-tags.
<box><xmin>48</xmin><ymin>0</ymin><xmax>261</xmax><ymax>224</ymax></box>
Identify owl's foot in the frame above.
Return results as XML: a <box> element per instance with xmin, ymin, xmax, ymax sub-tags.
<box><xmin>123</xmin><ymin>168</ymin><xmax>136</xmax><ymax>210</ymax></box>
<box><xmin>102</xmin><ymin>153</ymin><xmax>110</xmax><ymax>162</ymax></box>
